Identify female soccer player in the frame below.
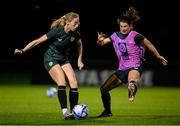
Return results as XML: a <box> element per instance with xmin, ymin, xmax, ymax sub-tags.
<box><xmin>96</xmin><ymin>7</ymin><xmax>168</xmax><ymax>117</ymax></box>
<box><xmin>14</xmin><ymin>12</ymin><xmax>84</xmax><ymax>120</ymax></box>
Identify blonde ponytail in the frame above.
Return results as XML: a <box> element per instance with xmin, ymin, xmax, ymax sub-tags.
<box><xmin>50</xmin><ymin>15</ymin><xmax>66</xmax><ymax>29</ymax></box>
<box><xmin>50</xmin><ymin>12</ymin><xmax>79</xmax><ymax>29</ymax></box>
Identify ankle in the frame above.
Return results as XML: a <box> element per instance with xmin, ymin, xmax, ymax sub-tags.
<box><xmin>62</xmin><ymin>108</ymin><xmax>68</xmax><ymax>115</ymax></box>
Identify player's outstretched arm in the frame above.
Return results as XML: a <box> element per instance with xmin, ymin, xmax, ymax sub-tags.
<box><xmin>143</xmin><ymin>38</ymin><xmax>168</xmax><ymax>66</ymax></box>
<box><xmin>14</xmin><ymin>34</ymin><xmax>48</xmax><ymax>55</ymax></box>
<box><xmin>97</xmin><ymin>32</ymin><xmax>111</xmax><ymax>46</ymax></box>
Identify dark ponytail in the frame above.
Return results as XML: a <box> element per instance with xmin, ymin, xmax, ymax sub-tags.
<box><xmin>118</xmin><ymin>6</ymin><xmax>140</xmax><ymax>25</ymax></box>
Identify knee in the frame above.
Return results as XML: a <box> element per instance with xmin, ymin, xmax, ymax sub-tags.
<box><xmin>100</xmin><ymin>85</ymin><xmax>108</xmax><ymax>93</ymax></box>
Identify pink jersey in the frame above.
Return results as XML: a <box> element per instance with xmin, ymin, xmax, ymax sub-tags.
<box><xmin>111</xmin><ymin>31</ymin><xmax>145</xmax><ymax>70</ymax></box>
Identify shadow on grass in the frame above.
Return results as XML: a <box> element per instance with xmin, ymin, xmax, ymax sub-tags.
<box><xmin>1</xmin><ymin>113</ymin><xmax>180</xmax><ymax>125</ymax></box>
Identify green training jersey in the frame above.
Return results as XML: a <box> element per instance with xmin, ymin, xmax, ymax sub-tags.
<box><xmin>46</xmin><ymin>25</ymin><xmax>81</xmax><ymax>54</ymax></box>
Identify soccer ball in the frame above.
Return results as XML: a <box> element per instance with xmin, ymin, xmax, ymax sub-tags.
<box><xmin>72</xmin><ymin>104</ymin><xmax>88</xmax><ymax>119</ymax></box>
<box><xmin>46</xmin><ymin>87</ymin><xmax>57</xmax><ymax>98</ymax></box>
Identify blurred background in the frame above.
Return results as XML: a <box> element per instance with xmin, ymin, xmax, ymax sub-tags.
<box><xmin>1</xmin><ymin>0</ymin><xmax>179</xmax><ymax>86</ymax></box>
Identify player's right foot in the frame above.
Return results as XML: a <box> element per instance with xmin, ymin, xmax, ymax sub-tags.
<box><xmin>97</xmin><ymin>110</ymin><xmax>112</xmax><ymax>118</ymax></box>
<box><xmin>63</xmin><ymin>111</ymin><xmax>75</xmax><ymax>120</ymax></box>
<box><xmin>128</xmin><ymin>83</ymin><xmax>137</xmax><ymax>102</ymax></box>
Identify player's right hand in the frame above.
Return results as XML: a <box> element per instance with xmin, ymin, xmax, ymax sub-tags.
<box><xmin>97</xmin><ymin>32</ymin><xmax>106</xmax><ymax>41</ymax></box>
<box><xmin>14</xmin><ymin>49</ymin><xmax>23</xmax><ymax>55</ymax></box>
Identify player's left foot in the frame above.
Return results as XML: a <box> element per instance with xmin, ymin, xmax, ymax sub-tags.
<box><xmin>128</xmin><ymin>83</ymin><xmax>137</xmax><ymax>102</ymax></box>
<box><xmin>97</xmin><ymin>110</ymin><xmax>112</xmax><ymax>118</ymax></box>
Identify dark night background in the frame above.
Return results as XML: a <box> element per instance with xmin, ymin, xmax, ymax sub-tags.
<box><xmin>0</xmin><ymin>0</ymin><xmax>179</xmax><ymax>86</ymax></box>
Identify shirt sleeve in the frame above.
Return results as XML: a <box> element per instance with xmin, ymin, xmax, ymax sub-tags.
<box><xmin>109</xmin><ymin>37</ymin><xmax>113</xmax><ymax>42</ymax></box>
<box><xmin>134</xmin><ymin>33</ymin><xmax>145</xmax><ymax>44</ymax></box>
<box><xmin>75</xmin><ymin>31</ymin><xmax>81</xmax><ymax>41</ymax></box>
<box><xmin>46</xmin><ymin>28</ymin><xmax>59</xmax><ymax>40</ymax></box>
<box><xmin>110</xmin><ymin>32</ymin><xmax>117</xmax><ymax>43</ymax></box>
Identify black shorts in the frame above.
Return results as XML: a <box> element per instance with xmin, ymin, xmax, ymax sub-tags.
<box><xmin>43</xmin><ymin>51</ymin><xmax>69</xmax><ymax>72</ymax></box>
<box><xmin>113</xmin><ymin>67</ymin><xmax>142</xmax><ymax>84</ymax></box>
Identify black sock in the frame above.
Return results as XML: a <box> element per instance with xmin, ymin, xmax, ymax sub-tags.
<box><xmin>69</xmin><ymin>88</ymin><xmax>79</xmax><ymax>111</ymax></box>
<box><xmin>101</xmin><ymin>90</ymin><xmax>111</xmax><ymax>113</ymax></box>
<box><xmin>57</xmin><ymin>86</ymin><xmax>67</xmax><ymax>109</ymax></box>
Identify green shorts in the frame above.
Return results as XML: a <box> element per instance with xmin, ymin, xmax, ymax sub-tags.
<box><xmin>43</xmin><ymin>50</ymin><xmax>69</xmax><ymax>72</ymax></box>
<box><xmin>113</xmin><ymin>67</ymin><xmax>142</xmax><ymax>84</ymax></box>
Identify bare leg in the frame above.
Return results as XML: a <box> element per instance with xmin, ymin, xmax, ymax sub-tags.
<box><xmin>98</xmin><ymin>74</ymin><xmax>122</xmax><ymax>117</ymax></box>
<box><xmin>48</xmin><ymin>64</ymin><xmax>74</xmax><ymax>120</ymax></box>
<box><xmin>101</xmin><ymin>74</ymin><xmax>122</xmax><ymax>92</ymax></box>
<box><xmin>49</xmin><ymin>64</ymin><xmax>66</xmax><ymax>86</ymax></box>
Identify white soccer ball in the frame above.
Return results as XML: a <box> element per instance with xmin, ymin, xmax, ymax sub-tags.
<box><xmin>72</xmin><ymin>104</ymin><xmax>88</xmax><ymax>119</ymax></box>
<box><xmin>46</xmin><ymin>87</ymin><xmax>57</xmax><ymax>98</ymax></box>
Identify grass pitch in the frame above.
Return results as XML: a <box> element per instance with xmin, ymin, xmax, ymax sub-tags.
<box><xmin>0</xmin><ymin>84</ymin><xmax>180</xmax><ymax>125</ymax></box>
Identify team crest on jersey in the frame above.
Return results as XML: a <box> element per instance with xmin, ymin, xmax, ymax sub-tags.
<box><xmin>49</xmin><ymin>61</ymin><xmax>53</xmax><ymax>67</ymax></box>
<box><xmin>70</xmin><ymin>37</ymin><xmax>75</xmax><ymax>42</ymax></box>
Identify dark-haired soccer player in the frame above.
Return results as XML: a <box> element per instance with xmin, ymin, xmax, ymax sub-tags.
<box><xmin>97</xmin><ymin>6</ymin><xmax>168</xmax><ymax>117</ymax></box>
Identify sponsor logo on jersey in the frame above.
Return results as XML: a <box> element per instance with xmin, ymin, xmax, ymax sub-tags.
<box><xmin>57</xmin><ymin>38</ymin><xmax>62</xmax><ymax>42</ymax></box>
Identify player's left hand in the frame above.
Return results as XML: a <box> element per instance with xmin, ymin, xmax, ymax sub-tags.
<box><xmin>78</xmin><ymin>61</ymin><xmax>84</xmax><ymax>70</ymax></box>
<box><xmin>158</xmin><ymin>56</ymin><xmax>168</xmax><ymax>66</ymax></box>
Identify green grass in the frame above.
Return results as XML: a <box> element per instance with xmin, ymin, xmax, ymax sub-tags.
<box><xmin>0</xmin><ymin>84</ymin><xmax>180</xmax><ymax>125</ymax></box>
